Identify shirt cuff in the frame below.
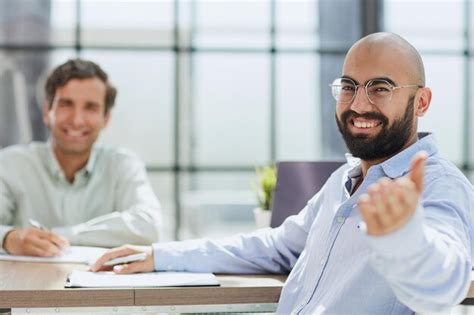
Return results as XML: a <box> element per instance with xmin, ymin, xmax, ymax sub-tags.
<box><xmin>0</xmin><ymin>226</ymin><xmax>14</xmax><ymax>253</ymax></box>
<box><xmin>52</xmin><ymin>225</ymin><xmax>82</xmax><ymax>245</ymax></box>
<box><xmin>365</xmin><ymin>203</ymin><xmax>427</xmax><ymax>259</ymax></box>
<box><xmin>152</xmin><ymin>239</ymin><xmax>205</xmax><ymax>271</ymax></box>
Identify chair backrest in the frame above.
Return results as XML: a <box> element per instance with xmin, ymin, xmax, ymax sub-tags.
<box><xmin>270</xmin><ymin>161</ymin><xmax>345</xmax><ymax>228</ymax></box>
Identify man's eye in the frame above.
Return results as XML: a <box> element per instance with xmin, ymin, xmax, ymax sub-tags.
<box><xmin>341</xmin><ymin>85</ymin><xmax>355</xmax><ymax>91</ymax></box>
<box><xmin>374</xmin><ymin>87</ymin><xmax>390</xmax><ymax>93</ymax></box>
<box><xmin>86</xmin><ymin>104</ymin><xmax>100</xmax><ymax>111</ymax></box>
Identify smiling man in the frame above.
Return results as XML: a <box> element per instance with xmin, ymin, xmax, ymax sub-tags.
<box><xmin>91</xmin><ymin>33</ymin><xmax>473</xmax><ymax>314</ymax></box>
<box><xmin>0</xmin><ymin>59</ymin><xmax>162</xmax><ymax>256</ymax></box>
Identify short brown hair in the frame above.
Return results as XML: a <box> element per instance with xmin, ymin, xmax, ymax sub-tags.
<box><xmin>45</xmin><ymin>59</ymin><xmax>117</xmax><ymax>112</ymax></box>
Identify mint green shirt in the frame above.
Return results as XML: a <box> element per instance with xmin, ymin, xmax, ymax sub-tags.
<box><xmin>0</xmin><ymin>142</ymin><xmax>161</xmax><ymax>249</ymax></box>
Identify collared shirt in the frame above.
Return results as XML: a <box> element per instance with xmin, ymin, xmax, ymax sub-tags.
<box><xmin>0</xmin><ymin>142</ymin><xmax>162</xmax><ymax>248</ymax></box>
<box><xmin>152</xmin><ymin>133</ymin><xmax>473</xmax><ymax>314</ymax></box>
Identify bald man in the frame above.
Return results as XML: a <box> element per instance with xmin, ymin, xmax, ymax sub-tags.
<box><xmin>91</xmin><ymin>33</ymin><xmax>473</xmax><ymax>314</ymax></box>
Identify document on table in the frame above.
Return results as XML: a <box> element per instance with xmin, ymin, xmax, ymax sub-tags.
<box><xmin>66</xmin><ymin>270</ymin><xmax>220</xmax><ymax>288</ymax></box>
<box><xmin>0</xmin><ymin>246</ymin><xmax>107</xmax><ymax>264</ymax></box>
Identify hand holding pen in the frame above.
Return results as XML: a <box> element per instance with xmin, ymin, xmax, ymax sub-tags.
<box><xmin>2</xmin><ymin>219</ymin><xmax>69</xmax><ymax>257</ymax></box>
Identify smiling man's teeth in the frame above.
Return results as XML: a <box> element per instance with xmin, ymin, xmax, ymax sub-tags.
<box><xmin>354</xmin><ymin>121</ymin><xmax>378</xmax><ymax>129</ymax></box>
<box><xmin>66</xmin><ymin>130</ymin><xmax>84</xmax><ymax>137</ymax></box>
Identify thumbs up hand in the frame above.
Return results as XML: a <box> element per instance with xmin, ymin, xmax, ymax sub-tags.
<box><xmin>357</xmin><ymin>151</ymin><xmax>428</xmax><ymax>236</ymax></box>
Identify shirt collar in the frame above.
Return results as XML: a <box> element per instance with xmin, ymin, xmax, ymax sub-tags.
<box><xmin>84</xmin><ymin>147</ymin><xmax>98</xmax><ymax>174</ymax></box>
<box><xmin>46</xmin><ymin>141</ymin><xmax>98</xmax><ymax>180</ymax></box>
<box><xmin>344</xmin><ymin>132</ymin><xmax>438</xmax><ymax>179</ymax></box>
<box><xmin>379</xmin><ymin>132</ymin><xmax>437</xmax><ymax>178</ymax></box>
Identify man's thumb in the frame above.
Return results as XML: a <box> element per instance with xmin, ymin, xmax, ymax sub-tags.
<box><xmin>409</xmin><ymin>151</ymin><xmax>428</xmax><ymax>193</ymax></box>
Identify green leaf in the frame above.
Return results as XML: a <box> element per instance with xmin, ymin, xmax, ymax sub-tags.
<box><xmin>253</xmin><ymin>164</ymin><xmax>277</xmax><ymax>211</ymax></box>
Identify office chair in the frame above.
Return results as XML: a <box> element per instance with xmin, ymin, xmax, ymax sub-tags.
<box><xmin>270</xmin><ymin>161</ymin><xmax>345</xmax><ymax>228</ymax></box>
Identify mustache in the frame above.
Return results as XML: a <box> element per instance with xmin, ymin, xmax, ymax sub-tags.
<box><xmin>340</xmin><ymin>110</ymin><xmax>389</xmax><ymax>125</ymax></box>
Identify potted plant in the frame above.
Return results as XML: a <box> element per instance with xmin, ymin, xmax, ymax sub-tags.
<box><xmin>253</xmin><ymin>165</ymin><xmax>277</xmax><ymax>229</ymax></box>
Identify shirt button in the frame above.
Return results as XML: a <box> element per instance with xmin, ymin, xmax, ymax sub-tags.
<box><xmin>336</xmin><ymin>216</ymin><xmax>345</xmax><ymax>223</ymax></box>
<box><xmin>320</xmin><ymin>259</ymin><xmax>325</xmax><ymax>266</ymax></box>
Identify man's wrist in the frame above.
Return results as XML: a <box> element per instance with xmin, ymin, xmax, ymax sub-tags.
<box><xmin>2</xmin><ymin>228</ymin><xmax>17</xmax><ymax>254</ymax></box>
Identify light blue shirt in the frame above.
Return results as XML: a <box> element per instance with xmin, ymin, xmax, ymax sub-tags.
<box><xmin>153</xmin><ymin>133</ymin><xmax>473</xmax><ymax>314</ymax></box>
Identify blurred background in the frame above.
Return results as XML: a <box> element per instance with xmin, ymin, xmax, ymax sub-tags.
<box><xmin>0</xmin><ymin>0</ymin><xmax>472</xmax><ymax>242</ymax></box>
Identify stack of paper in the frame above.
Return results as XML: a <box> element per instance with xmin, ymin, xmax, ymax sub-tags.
<box><xmin>0</xmin><ymin>246</ymin><xmax>107</xmax><ymax>264</ymax></box>
<box><xmin>66</xmin><ymin>270</ymin><xmax>220</xmax><ymax>288</ymax></box>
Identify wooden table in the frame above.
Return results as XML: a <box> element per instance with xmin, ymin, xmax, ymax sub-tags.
<box><xmin>0</xmin><ymin>261</ymin><xmax>285</xmax><ymax>314</ymax></box>
<box><xmin>2</xmin><ymin>261</ymin><xmax>474</xmax><ymax>314</ymax></box>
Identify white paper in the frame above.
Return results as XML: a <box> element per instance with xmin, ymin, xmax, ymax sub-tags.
<box><xmin>0</xmin><ymin>246</ymin><xmax>107</xmax><ymax>264</ymax></box>
<box><xmin>66</xmin><ymin>270</ymin><xmax>220</xmax><ymax>288</ymax></box>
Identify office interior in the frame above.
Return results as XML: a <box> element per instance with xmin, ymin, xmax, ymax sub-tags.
<box><xmin>0</xmin><ymin>0</ymin><xmax>473</xmax><ymax>243</ymax></box>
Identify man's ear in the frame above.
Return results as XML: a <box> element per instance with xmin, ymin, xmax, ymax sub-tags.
<box><xmin>42</xmin><ymin>102</ymin><xmax>51</xmax><ymax>126</ymax></box>
<box><xmin>415</xmin><ymin>87</ymin><xmax>432</xmax><ymax>117</ymax></box>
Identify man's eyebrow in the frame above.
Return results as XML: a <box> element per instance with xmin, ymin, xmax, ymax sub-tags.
<box><xmin>85</xmin><ymin>101</ymin><xmax>101</xmax><ymax>107</ymax></box>
<box><xmin>57</xmin><ymin>97</ymin><xmax>73</xmax><ymax>104</ymax></box>
<box><xmin>341</xmin><ymin>75</ymin><xmax>358</xmax><ymax>84</ymax></box>
<box><xmin>370</xmin><ymin>77</ymin><xmax>397</xmax><ymax>86</ymax></box>
<box><xmin>341</xmin><ymin>75</ymin><xmax>397</xmax><ymax>86</ymax></box>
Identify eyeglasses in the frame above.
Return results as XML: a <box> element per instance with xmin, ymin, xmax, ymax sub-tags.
<box><xmin>329</xmin><ymin>77</ymin><xmax>422</xmax><ymax>106</ymax></box>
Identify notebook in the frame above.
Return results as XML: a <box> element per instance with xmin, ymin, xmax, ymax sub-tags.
<box><xmin>66</xmin><ymin>270</ymin><xmax>220</xmax><ymax>288</ymax></box>
<box><xmin>0</xmin><ymin>246</ymin><xmax>107</xmax><ymax>264</ymax></box>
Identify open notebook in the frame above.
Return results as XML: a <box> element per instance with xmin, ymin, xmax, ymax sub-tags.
<box><xmin>66</xmin><ymin>270</ymin><xmax>220</xmax><ymax>288</ymax></box>
<box><xmin>0</xmin><ymin>246</ymin><xmax>107</xmax><ymax>264</ymax></box>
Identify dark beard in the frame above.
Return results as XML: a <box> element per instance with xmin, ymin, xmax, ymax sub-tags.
<box><xmin>336</xmin><ymin>98</ymin><xmax>415</xmax><ymax>161</ymax></box>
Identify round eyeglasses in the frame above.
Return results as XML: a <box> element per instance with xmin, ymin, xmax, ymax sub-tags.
<box><xmin>329</xmin><ymin>77</ymin><xmax>422</xmax><ymax>106</ymax></box>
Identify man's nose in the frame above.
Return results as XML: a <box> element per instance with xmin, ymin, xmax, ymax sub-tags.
<box><xmin>71</xmin><ymin>108</ymin><xmax>86</xmax><ymax>126</ymax></box>
<box><xmin>349</xmin><ymin>86</ymin><xmax>374</xmax><ymax>114</ymax></box>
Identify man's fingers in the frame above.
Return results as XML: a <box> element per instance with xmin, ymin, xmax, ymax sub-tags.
<box><xmin>395</xmin><ymin>177</ymin><xmax>419</xmax><ymax>208</ymax></box>
<box><xmin>45</xmin><ymin>232</ymin><xmax>70</xmax><ymax>249</ymax></box>
<box><xmin>367</xmin><ymin>183</ymin><xmax>393</xmax><ymax>227</ymax></box>
<box><xmin>358</xmin><ymin>194</ymin><xmax>381</xmax><ymax>233</ymax></box>
<box><xmin>27</xmin><ymin>244</ymin><xmax>53</xmax><ymax>257</ymax></box>
<box><xmin>29</xmin><ymin>238</ymin><xmax>62</xmax><ymax>257</ymax></box>
<box><xmin>90</xmin><ymin>246</ymin><xmax>137</xmax><ymax>272</ymax></box>
<box><xmin>409</xmin><ymin>151</ymin><xmax>428</xmax><ymax>193</ymax></box>
<box><xmin>384</xmin><ymin>185</ymin><xmax>401</xmax><ymax>216</ymax></box>
<box><xmin>113</xmin><ymin>261</ymin><xmax>146</xmax><ymax>274</ymax></box>
<box><xmin>23</xmin><ymin>230</ymin><xmax>61</xmax><ymax>256</ymax></box>
<box><xmin>34</xmin><ymin>229</ymin><xmax>69</xmax><ymax>249</ymax></box>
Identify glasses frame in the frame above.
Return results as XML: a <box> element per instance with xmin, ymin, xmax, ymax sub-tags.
<box><xmin>329</xmin><ymin>77</ymin><xmax>423</xmax><ymax>106</ymax></box>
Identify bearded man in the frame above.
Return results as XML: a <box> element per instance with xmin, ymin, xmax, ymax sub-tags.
<box><xmin>91</xmin><ymin>33</ymin><xmax>474</xmax><ymax>314</ymax></box>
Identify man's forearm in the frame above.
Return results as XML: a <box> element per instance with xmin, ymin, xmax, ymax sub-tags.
<box><xmin>52</xmin><ymin>208</ymin><xmax>161</xmax><ymax>247</ymax></box>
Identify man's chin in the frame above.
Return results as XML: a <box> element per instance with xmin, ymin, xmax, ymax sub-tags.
<box><xmin>56</xmin><ymin>143</ymin><xmax>93</xmax><ymax>156</ymax></box>
<box><xmin>345</xmin><ymin>131</ymin><xmax>374</xmax><ymax>141</ymax></box>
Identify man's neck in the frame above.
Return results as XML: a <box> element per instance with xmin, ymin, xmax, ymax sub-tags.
<box><xmin>53</xmin><ymin>145</ymin><xmax>91</xmax><ymax>183</ymax></box>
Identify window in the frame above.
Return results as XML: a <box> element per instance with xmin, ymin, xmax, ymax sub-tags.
<box><xmin>1</xmin><ymin>0</ymin><xmax>472</xmax><ymax>241</ymax></box>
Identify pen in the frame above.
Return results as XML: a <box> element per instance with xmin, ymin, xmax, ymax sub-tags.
<box><xmin>103</xmin><ymin>253</ymin><xmax>147</xmax><ymax>267</ymax></box>
<box><xmin>29</xmin><ymin>219</ymin><xmax>47</xmax><ymax>230</ymax></box>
